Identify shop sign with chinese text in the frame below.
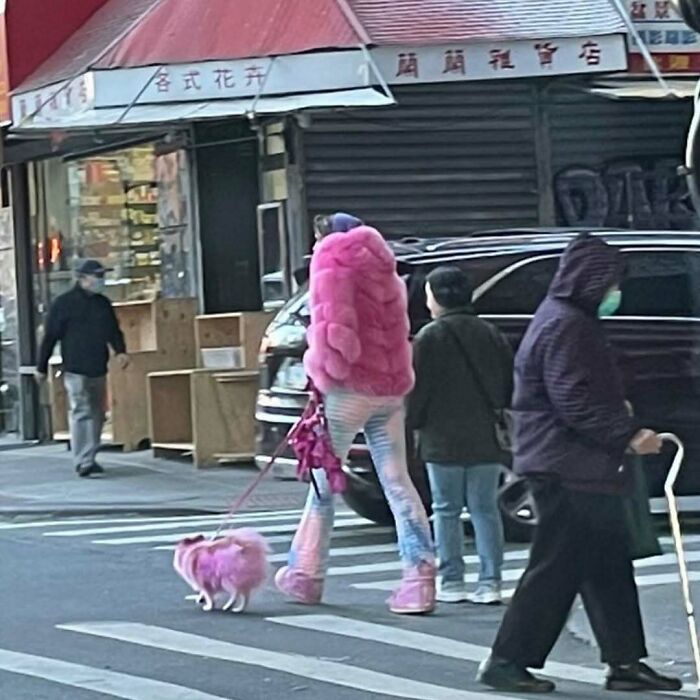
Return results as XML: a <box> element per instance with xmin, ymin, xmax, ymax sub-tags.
<box><xmin>627</xmin><ymin>0</ymin><xmax>700</xmax><ymax>72</ymax></box>
<box><xmin>374</xmin><ymin>35</ymin><xmax>626</xmax><ymax>83</ymax></box>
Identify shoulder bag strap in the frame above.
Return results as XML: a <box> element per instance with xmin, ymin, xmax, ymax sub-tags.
<box><xmin>440</xmin><ymin>319</ymin><xmax>497</xmax><ymax>413</ymax></box>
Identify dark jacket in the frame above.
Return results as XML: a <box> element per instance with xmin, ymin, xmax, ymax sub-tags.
<box><xmin>407</xmin><ymin>307</ymin><xmax>514</xmax><ymax>465</ymax></box>
<box><xmin>37</xmin><ymin>285</ymin><xmax>126</xmax><ymax>378</ymax></box>
<box><xmin>512</xmin><ymin>236</ymin><xmax>637</xmax><ymax>494</ymax></box>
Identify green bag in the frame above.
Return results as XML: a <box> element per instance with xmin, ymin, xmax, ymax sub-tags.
<box><xmin>623</xmin><ymin>458</ymin><xmax>662</xmax><ymax>561</ymax></box>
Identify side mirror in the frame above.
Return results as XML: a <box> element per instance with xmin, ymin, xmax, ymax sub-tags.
<box><xmin>672</xmin><ymin>0</ymin><xmax>700</xmax><ymax>33</ymax></box>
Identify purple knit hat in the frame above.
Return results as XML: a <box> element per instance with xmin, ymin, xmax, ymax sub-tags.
<box><xmin>329</xmin><ymin>212</ymin><xmax>363</xmax><ymax>233</ymax></box>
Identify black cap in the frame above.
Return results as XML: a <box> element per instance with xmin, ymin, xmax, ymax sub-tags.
<box><xmin>75</xmin><ymin>259</ymin><xmax>112</xmax><ymax>276</ymax></box>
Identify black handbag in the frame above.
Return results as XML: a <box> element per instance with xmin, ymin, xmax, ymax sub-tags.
<box><xmin>441</xmin><ymin>321</ymin><xmax>513</xmax><ymax>453</ymax></box>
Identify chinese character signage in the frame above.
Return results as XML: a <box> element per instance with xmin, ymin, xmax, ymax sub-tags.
<box><xmin>627</xmin><ymin>0</ymin><xmax>700</xmax><ymax>72</ymax></box>
<box><xmin>376</xmin><ymin>34</ymin><xmax>626</xmax><ymax>84</ymax></box>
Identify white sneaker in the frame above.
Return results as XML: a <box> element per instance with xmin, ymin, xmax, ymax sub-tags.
<box><xmin>436</xmin><ymin>583</ymin><xmax>470</xmax><ymax>603</ymax></box>
<box><xmin>467</xmin><ymin>585</ymin><xmax>502</xmax><ymax>605</ymax></box>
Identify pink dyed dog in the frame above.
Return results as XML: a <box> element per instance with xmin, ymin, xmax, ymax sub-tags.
<box><xmin>173</xmin><ymin>529</ymin><xmax>270</xmax><ymax>613</ymax></box>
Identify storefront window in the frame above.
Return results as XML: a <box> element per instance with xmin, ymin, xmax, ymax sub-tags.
<box><xmin>33</xmin><ymin>142</ymin><xmax>196</xmax><ymax>309</ymax></box>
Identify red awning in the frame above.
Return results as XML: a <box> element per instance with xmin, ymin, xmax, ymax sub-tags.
<box><xmin>17</xmin><ymin>0</ymin><xmax>362</xmax><ymax>92</ymax></box>
<box><xmin>349</xmin><ymin>0</ymin><xmax>626</xmax><ymax>45</ymax></box>
<box><xmin>95</xmin><ymin>0</ymin><xmax>361</xmax><ymax>69</ymax></box>
<box><xmin>14</xmin><ymin>0</ymin><xmax>628</xmax><ymax>96</ymax></box>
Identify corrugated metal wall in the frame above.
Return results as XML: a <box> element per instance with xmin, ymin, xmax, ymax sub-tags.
<box><xmin>547</xmin><ymin>86</ymin><xmax>692</xmax><ymax>173</ymax></box>
<box><xmin>302</xmin><ymin>79</ymin><xmax>695</xmax><ymax>236</ymax></box>
<box><xmin>546</xmin><ymin>85</ymin><xmax>694</xmax><ymax>229</ymax></box>
<box><xmin>303</xmin><ymin>81</ymin><xmax>541</xmax><ymax>238</ymax></box>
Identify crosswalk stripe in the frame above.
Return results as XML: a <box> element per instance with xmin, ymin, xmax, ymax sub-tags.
<box><xmin>58</xmin><ymin>622</ymin><xmax>520</xmax><ymax>700</ymax></box>
<box><xmin>0</xmin><ymin>648</ymin><xmax>231</xmax><ymax>700</ymax></box>
<box><xmin>152</xmin><ymin>526</ymin><xmax>396</xmax><ymax>551</ymax></box>
<box><xmin>329</xmin><ymin>549</ymin><xmax>529</xmax><ymax>576</ymax></box>
<box><xmin>91</xmin><ymin>517</ymin><xmax>376</xmax><ymax>546</ymax></box>
<box><xmin>330</xmin><ymin>548</ymin><xmax>700</xmax><ymax>577</ymax></box>
<box><xmin>269</xmin><ymin>541</ymin><xmax>398</xmax><ymax>563</ymax></box>
<box><xmin>353</xmin><ymin>567</ymin><xmax>700</xmax><ymax>592</ymax></box>
<box><xmin>0</xmin><ymin>509</ymin><xmax>306</xmax><ymax>531</ymax></box>
<box><xmin>43</xmin><ymin>511</ymin><xmax>355</xmax><ymax>538</ymax></box>
<box><xmin>267</xmin><ymin>615</ymin><xmax>696</xmax><ymax>697</ymax></box>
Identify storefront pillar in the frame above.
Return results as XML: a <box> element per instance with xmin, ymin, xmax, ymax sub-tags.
<box><xmin>10</xmin><ymin>162</ymin><xmax>40</xmax><ymax>440</ymax></box>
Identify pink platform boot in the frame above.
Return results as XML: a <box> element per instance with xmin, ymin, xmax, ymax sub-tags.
<box><xmin>388</xmin><ymin>562</ymin><xmax>436</xmax><ymax>615</ymax></box>
<box><xmin>275</xmin><ymin>566</ymin><xmax>324</xmax><ymax>605</ymax></box>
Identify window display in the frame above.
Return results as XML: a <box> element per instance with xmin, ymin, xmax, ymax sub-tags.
<box><xmin>35</xmin><ymin>142</ymin><xmax>195</xmax><ymax>305</ymax></box>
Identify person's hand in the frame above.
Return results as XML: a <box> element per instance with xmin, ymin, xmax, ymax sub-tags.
<box><xmin>34</xmin><ymin>369</ymin><xmax>47</xmax><ymax>384</ymax></box>
<box><xmin>630</xmin><ymin>429</ymin><xmax>663</xmax><ymax>455</ymax></box>
<box><xmin>115</xmin><ymin>353</ymin><xmax>130</xmax><ymax>370</ymax></box>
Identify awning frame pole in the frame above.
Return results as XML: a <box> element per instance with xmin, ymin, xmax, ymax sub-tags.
<box><xmin>333</xmin><ymin>0</ymin><xmax>395</xmax><ymax>102</ymax></box>
<box><xmin>115</xmin><ymin>65</ymin><xmax>165</xmax><ymax>125</ymax></box>
<box><xmin>607</xmin><ymin>0</ymin><xmax>671</xmax><ymax>93</ymax></box>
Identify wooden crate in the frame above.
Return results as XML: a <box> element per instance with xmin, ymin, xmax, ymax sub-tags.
<box><xmin>47</xmin><ymin>360</ymin><xmax>69</xmax><ymax>438</ymax></box>
<box><xmin>195</xmin><ymin>312</ymin><xmax>274</xmax><ymax>371</ymax></box>
<box><xmin>147</xmin><ymin>368</ymin><xmax>260</xmax><ymax>468</ymax></box>
<box><xmin>148</xmin><ymin>370</ymin><xmax>194</xmax><ymax>453</ymax></box>
<box><xmin>108</xmin><ymin>298</ymin><xmax>197</xmax><ymax>450</ymax></box>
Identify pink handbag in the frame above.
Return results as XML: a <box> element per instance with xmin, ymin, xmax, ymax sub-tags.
<box><xmin>289</xmin><ymin>382</ymin><xmax>345</xmax><ymax>494</ymax></box>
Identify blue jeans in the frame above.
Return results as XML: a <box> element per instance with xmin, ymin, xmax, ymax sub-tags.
<box><xmin>289</xmin><ymin>390</ymin><xmax>434</xmax><ymax>577</ymax></box>
<box><xmin>426</xmin><ymin>462</ymin><xmax>504</xmax><ymax>586</ymax></box>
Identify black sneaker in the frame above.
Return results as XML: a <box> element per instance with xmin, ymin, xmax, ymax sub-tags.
<box><xmin>606</xmin><ymin>662</ymin><xmax>682</xmax><ymax>692</ymax></box>
<box><xmin>77</xmin><ymin>463</ymin><xmax>105</xmax><ymax>478</ymax></box>
<box><xmin>477</xmin><ymin>655</ymin><xmax>556</xmax><ymax>693</ymax></box>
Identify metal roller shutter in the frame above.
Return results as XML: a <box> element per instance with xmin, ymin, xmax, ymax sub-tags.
<box><xmin>303</xmin><ymin>80</ymin><xmax>540</xmax><ymax>238</ymax></box>
<box><xmin>546</xmin><ymin>85</ymin><xmax>694</xmax><ymax>229</ymax></box>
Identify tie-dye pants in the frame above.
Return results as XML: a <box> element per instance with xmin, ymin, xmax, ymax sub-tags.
<box><xmin>287</xmin><ymin>389</ymin><xmax>435</xmax><ymax>577</ymax></box>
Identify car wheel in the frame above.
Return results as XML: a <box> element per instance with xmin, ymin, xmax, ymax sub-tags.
<box><xmin>341</xmin><ymin>460</ymin><xmax>432</xmax><ymax>526</ymax></box>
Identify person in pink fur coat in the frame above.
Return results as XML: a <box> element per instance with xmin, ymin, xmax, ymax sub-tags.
<box><xmin>275</xmin><ymin>212</ymin><xmax>436</xmax><ymax>614</ymax></box>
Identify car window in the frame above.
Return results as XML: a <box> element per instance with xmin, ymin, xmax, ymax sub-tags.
<box><xmin>406</xmin><ymin>254</ymin><xmax>526</xmax><ymax>332</ymax></box>
<box><xmin>619</xmin><ymin>251</ymin><xmax>700</xmax><ymax>318</ymax></box>
<box><xmin>473</xmin><ymin>257</ymin><xmax>560</xmax><ymax>315</ymax></box>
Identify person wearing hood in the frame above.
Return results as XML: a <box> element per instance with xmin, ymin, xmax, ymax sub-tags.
<box><xmin>478</xmin><ymin>235</ymin><xmax>681</xmax><ymax>694</ymax></box>
<box><xmin>276</xmin><ymin>213</ymin><xmax>436</xmax><ymax>615</ymax></box>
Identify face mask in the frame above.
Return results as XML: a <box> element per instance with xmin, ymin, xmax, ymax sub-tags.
<box><xmin>598</xmin><ymin>289</ymin><xmax>622</xmax><ymax>318</ymax></box>
<box><xmin>84</xmin><ymin>276</ymin><xmax>105</xmax><ymax>294</ymax></box>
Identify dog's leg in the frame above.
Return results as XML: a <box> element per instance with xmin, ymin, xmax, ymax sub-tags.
<box><xmin>200</xmin><ymin>589</ymin><xmax>215</xmax><ymax>612</ymax></box>
<box><xmin>222</xmin><ymin>594</ymin><xmax>236</xmax><ymax>612</ymax></box>
<box><xmin>231</xmin><ymin>593</ymin><xmax>248</xmax><ymax>614</ymax></box>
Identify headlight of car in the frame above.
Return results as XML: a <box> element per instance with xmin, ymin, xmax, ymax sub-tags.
<box><xmin>272</xmin><ymin>358</ymin><xmax>309</xmax><ymax>392</ymax></box>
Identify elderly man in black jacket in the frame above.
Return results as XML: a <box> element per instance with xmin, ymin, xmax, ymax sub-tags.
<box><xmin>36</xmin><ymin>260</ymin><xmax>128</xmax><ymax>477</ymax></box>
<box><xmin>478</xmin><ymin>235</ymin><xmax>681</xmax><ymax>694</ymax></box>
<box><xmin>408</xmin><ymin>266</ymin><xmax>513</xmax><ymax>606</ymax></box>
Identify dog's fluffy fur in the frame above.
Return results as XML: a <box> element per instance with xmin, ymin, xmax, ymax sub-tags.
<box><xmin>173</xmin><ymin>529</ymin><xmax>270</xmax><ymax>612</ymax></box>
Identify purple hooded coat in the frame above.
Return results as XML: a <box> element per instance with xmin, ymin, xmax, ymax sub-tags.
<box><xmin>512</xmin><ymin>235</ymin><xmax>638</xmax><ymax>494</ymax></box>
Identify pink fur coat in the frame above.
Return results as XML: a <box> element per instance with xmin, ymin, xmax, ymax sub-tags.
<box><xmin>304</xmin><ymin>225</ymin><xmax>414</xmax><ymax>397</ymax></box>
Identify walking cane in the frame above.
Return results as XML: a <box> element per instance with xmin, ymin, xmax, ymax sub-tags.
<box><xmin>660</xmin><ymin>433</ymin><xmax>700</xmax><ymax>694</ymax></box>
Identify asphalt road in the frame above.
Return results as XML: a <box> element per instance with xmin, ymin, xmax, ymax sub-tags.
<box><xmin>0</xmin><ymin>507</ymin><xmax>695</xmax><ymax>700</ymax></box>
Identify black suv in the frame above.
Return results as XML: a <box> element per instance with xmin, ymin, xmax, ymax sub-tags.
<box><xmin>256</xmin><ymin>230</ymin><xmax>700</xmax><ymax>532</ymax></box>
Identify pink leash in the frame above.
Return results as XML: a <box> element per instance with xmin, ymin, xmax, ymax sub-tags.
<box><xmin>211</xmin><ymin>420</ymin><xmax>303</xmax><ymax>540</ymax></box>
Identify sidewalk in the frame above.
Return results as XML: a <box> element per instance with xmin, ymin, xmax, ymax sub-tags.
<box><xmin>0</xmin><ymin>443</ymin><xmax>307</xmax><ymax>520</ymax></box>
